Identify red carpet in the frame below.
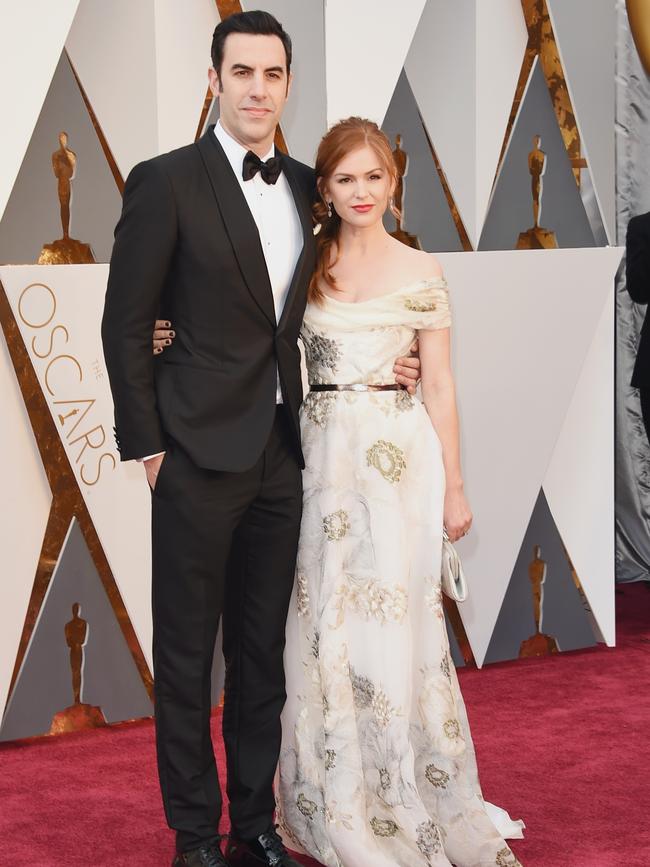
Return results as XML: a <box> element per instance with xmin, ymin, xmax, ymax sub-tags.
<box><xmin>2</xmin><ymin>583</ymin><xmax>649</xmax><ymax>867</ymax></box>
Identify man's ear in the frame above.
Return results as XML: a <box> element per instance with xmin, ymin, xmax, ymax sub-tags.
<box><xmin>208</xmin><ymin>66</ymin><xmax>222</xmax><ymax>98</ymax></box>
<box><xmin>285</xmin><ymin>70</ymin><xmax>293</xmax><ymax>98</ymax></box>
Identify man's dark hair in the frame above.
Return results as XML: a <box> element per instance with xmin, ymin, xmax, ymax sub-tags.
<box><xmin>211</xmin><ymin>11</ymin><xmax>292</xmax><ymax>79</ymax></box>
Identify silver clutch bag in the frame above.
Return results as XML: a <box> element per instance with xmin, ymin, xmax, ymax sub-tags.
<box><xmin>441</xmin><ymin>529</ymin><xmax>468</xmax><ymax>603</ymax></box>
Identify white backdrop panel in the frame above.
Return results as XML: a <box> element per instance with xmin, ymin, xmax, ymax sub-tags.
<box><xmin>0</xmin><ymin>265</ymin><xmax>153</xmax><ymax>670</ymax></box>
<box><xmin>475</xmin><ymin>0</ymin><xmax>528</xmax><ymax>240</ymax></box>
<box><xmin>66</xmin><ymin>0</ymin><xmax>158</xmax><ymax>179</ymax></box>
<box><xmin>154</xmin><ymin>0</ymin><xmax>220</xmax><ymax>156</ymax></box>
<box><xmin>436</xmin><ymin>248</ymin><xmax>621</xmax><ymax>664</ymax></box>
<box><xmin>0</xmin><ymin>0</ymin><xmax>81</xmax><ymax>223</ymax></box>
<box><xmin>407</xmin><ymin>0</ymin><xmax>527</xmax><ymax>248</ymax></box>
<box><xmin>406</xmin><ymin>0</ymin><xmax>476</xmax><ymax>244</ymax></box>
<box><xmin>544</xmin><ymin>285</ymin><xmax>617</xmax><ymax>646</ymax></box>
<box><xmin>0</xmin><ymin>330</ymin><xmax>52</xmax><ymax>715</ymax></box>
<box><xmin>68</xmin><ymin>0</ymin><xmax>221</xmax><ymax>176</ymax></box>
<box><xmin>325</xmin><ymin>0</ymin><xmax>427</xmax><ymax>127</ymax></box>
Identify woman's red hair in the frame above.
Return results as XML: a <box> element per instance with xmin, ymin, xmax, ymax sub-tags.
<box><xmin>309</xmin><ymin>117</ymin><xmax>399</xmax><ymax>304</ymax></box>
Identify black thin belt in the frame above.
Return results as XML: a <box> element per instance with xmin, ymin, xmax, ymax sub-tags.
<box><xmin>309</xmin><ymin>384</ymin><xmax>404</xmax><ymax>392</ymax></box>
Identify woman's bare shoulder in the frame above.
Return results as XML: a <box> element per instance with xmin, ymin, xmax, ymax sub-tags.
<box><xmin>389</xmin><ymin>240</ymin><xmax>444</xmax><ymax>282</ymax></box>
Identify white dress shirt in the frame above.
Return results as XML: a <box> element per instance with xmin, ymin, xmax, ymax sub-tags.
<box><xmin>139</xmin><ymin>122</ymin><xmax>304</xmax><ymax>462</ymax></box>
<box><xmin>215</xmin><ymin>120</ymin><xmax>303</xmax><ymax>403</ymax></box>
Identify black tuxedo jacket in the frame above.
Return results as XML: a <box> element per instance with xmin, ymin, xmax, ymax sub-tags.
<box><xmin>627</xmin><ymin>212</ymin><xmax>650</xmax><ymax>389</ymax></box>
<box><xmin>101</xmin><ymin>127</ymin><xmax>316</xmax><ymax>471</ymax></box>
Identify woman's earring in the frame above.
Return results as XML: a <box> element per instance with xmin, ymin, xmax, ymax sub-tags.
<box><xmin>327</xmin><ymin>202</ymin><xmax>332</xmax><ymax>218</ymax></box>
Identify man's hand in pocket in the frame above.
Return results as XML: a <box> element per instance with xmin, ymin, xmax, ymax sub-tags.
<box><xmin>144</xmin><ymin>453</ymin><xmax>165</xmax><ymax>490</ymax></box>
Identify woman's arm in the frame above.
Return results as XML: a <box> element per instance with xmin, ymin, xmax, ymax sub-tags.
<box><xmin>418</xmin><ymin>326</ymin><xmax>472</xmax><ymax>542</ymax></box>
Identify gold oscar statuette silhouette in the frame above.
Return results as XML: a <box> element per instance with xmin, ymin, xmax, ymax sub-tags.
<box><xmin>519</xmin><ymin>545</ymin><xmax>560</xmax><ymax>658</ymax></box>
<box><xmin>627</xmin><ymin>0</ymin><xmax>650</xmax><ymax>76</ymax></box>
<box><xmin>516</xmin><ymin>135</ymin><xmax>558</xmax><ymax>250</ymax></box>
<box><xmin>50</xmin><ymin>603</ymin><xmax>107</xmax><ymax>734</ymax></box>
<box><xmin>58</xmin><ymin>407</ymin><xmax>79</xmax><ymax>426</ymax></box>
<box><xmin>38</xmin><ymin>132</ymin><xmax>95</xmax><ymax>265</ymax></box>
<box><xmin>389</xmin><ymin>134</ymin><xmax>421</xmax><ymax>250</ymax></box>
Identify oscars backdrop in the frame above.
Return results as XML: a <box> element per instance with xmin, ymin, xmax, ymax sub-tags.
<box><xmin>0</xmin><ymin>0</ymin><xmax>622</xmax><ymax>740</ymax></box>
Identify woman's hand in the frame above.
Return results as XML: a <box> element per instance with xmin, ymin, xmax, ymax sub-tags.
<box><xmin>443</xmin><ymin>484</ymin><xmax>472</xmax><ymax>543</ymax></box>
<box><xmin>153</xmin><ymin>320</ymin><xmax>174</xmax><ymax>354</ymax></box>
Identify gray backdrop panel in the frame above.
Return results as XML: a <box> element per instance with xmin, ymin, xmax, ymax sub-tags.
<box><xmin>0</xmin><ymin>52</ymin><xmax>122</xmax><ymax>266</ymax></box>
<box><xmin>382</xmin><ymin>70</ymin><xmax>464</xmax><ymax>254</ymax></box>
<box><xmin>479</xmin><ymin>59</ymin><xmax>595</xmax><ymax>251</ymax></box>
<box><xmin>484</xmin><ymin>488</ymin><xmax>597</xmax><ymax>664</ymax></box>
<box><xmin>1</xmin><ymin>518</ymin><xmax>153</xmax><ymax>741</ymax></box>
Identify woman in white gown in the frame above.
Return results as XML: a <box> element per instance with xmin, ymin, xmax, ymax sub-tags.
<box><xmin>275</xmin><ymin>118</ymin><xmax>524</xmax><ymax>867</ymax></box>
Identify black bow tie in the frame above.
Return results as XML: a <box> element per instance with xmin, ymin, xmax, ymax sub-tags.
<box><xmin>242</xmin><ymin>150</ymin><xmax>282</xmax><ymax>185</ymax></box>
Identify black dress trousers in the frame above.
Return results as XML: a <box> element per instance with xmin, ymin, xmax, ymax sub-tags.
<box><xmin>151</xmin><ymin>407</ymin><xmax>302</xmax><ymax>853</ymax></box>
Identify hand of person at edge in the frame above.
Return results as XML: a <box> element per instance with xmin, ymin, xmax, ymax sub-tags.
<box><xmin>394</xmin><ymin>337</ymin><xmax>420</xmax><ymax>395</ymax></box>
<box><xmin>153</xmin><ymin>319</ymin><xmax>174</xmax><ymax>354</ymax></box>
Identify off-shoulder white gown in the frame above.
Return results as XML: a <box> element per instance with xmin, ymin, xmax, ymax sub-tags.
<box><xmin>277</xmin><ymin>279</ymin><xmax>524</xmax><ymax>867</ymax></box>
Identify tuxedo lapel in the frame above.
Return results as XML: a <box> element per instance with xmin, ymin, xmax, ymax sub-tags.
<box><xmin>196</xmin><ymin>129</ymin><xmax>276</xmax><ymax>326</ymax></box>
<box><xmin>278</xmin><ymin>155</ymin><xmax>315</xmax><ymax>332</ymax></box>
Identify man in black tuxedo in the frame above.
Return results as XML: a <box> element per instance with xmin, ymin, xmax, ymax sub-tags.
<box><xmin>627</xmin><ymin>211</ymin><xmax>650</xmax><ymax>439</ymax></box>
<box><xmin>102</xmin><ymin>11</ymin><xmax>418</xmax><ymax>867</ymax></box>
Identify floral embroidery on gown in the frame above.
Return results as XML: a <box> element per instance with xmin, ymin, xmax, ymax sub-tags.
<box><xmin>277</xmin><ymin>278</ymin><xmax>524</xmax><ymax>867</ymax></box>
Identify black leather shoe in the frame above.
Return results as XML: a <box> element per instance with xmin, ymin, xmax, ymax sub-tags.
<box><xmin>172</xmin><ymin>842</ymin><xmax>228</xmax><ymax>867</ymax></box>
<box><xmin>225</xmin><ymin>826</ymin><xmax>301</xmax><ymax>866</ymax></box>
